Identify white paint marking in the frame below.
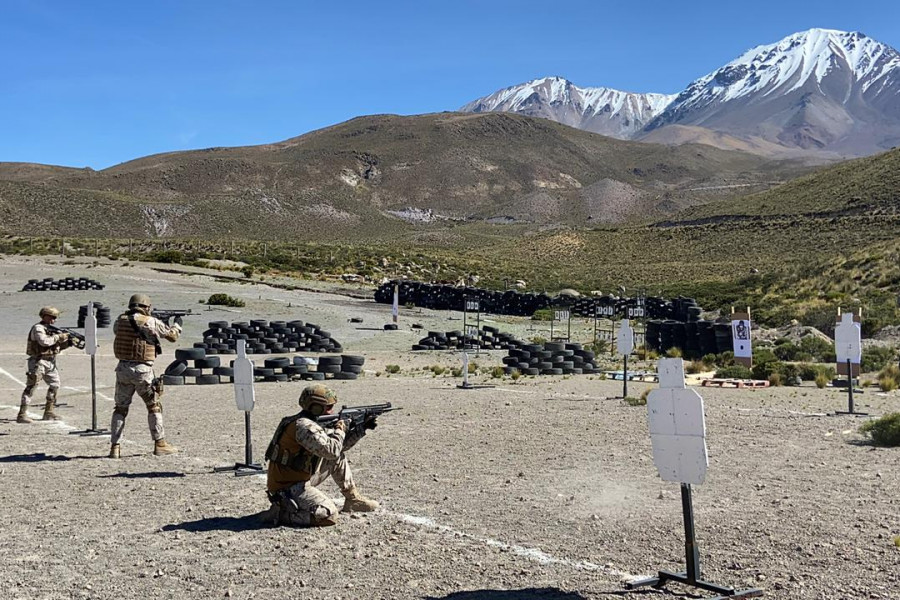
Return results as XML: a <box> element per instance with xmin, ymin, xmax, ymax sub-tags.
<box><xmin>387</xmin><ymin>511</ymin><xmax>639</xmax><ymax>580</ymax></box>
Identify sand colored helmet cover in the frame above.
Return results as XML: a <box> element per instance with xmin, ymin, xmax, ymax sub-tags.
<box><xmin>39</xmin><ymin>306</ymin><xmax>60</xmax><ymax>318</ymax></box>
<box><xmin>129</xmin><ymin>293</ymin><xmax>152</xmax><ymax>308</ymax></box>
<box><xmin>298</xmin><ymin>384</ymin><xmax>338</xmax><ymax>415</ymax></box>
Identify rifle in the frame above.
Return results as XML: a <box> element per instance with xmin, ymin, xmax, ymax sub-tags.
<box><xmin>317</xmin><ymin>402</ymin><xmax>400</xmax><ymax>435</ymax></box>
<box><xmin>151</xmin><ymin>309</ymin><xmax>194</xmax><ymax>325</ymax></box>
<box><xmin>46</xmin><ymin>325</ymin><xmax>86</xmax><ymax>350</ymax></box>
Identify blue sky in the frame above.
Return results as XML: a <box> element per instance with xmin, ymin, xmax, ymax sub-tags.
<box><xmin>3</xmin><ymin>0</ymin><xmax>899</xmax><ymax>169</ymax></box>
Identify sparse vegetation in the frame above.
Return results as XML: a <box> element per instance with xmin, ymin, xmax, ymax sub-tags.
<box><xmin>858</xmin><ymin>412</ymin><xmax>900</xmax><ymax>447</ymax></box>
<box><xmin>207</xmin><ymin>293</ymin><xmax>245</xmax><ymax>307</ymax></box>
<box><xmin>385</xmin><ymin>364</ymin><xmax>401</xmax><ymax>374</ymax></box>
<box><xmin>715</xmin><ymin>365</ymin><xmax>753</xmax><ymax>379</ymax></box>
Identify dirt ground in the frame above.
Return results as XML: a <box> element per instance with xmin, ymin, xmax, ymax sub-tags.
<box><xmin>0</xmin><ymin>255</ymin><xmax>898</xmax><ymax>600</ymax></box>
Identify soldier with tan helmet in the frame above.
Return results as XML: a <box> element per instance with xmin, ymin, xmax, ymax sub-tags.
<box><xmin>17</xmin><ymin>306</ymin><xmax>74</xmax><ymax>423</ymax></box>
<box><xmin>108</xmin><ymin>293</ymin><xmax>182</xmax><ymax>458</ymax></box>
<box><xmin>263</xmin><ymin>384</ymin><xmax>379</xmax><ymax>527</ymax></box>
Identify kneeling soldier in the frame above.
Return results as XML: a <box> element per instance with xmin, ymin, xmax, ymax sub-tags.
<box><xmin>17</xmin><ymin>306</ymin><xmax>73</xmax><ymax>423</ymax></box>
<box><xmin>263</xmin><ymin>384</ymin><xmax>379</xmax><ymax>527</ymax></box>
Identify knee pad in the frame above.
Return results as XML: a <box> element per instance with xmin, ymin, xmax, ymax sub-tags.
<box><xmin>312</xmin><ymin>506</ymin><xmax>338</xmax><ymax>527</ymax></box>
<box><xmin>114</xmin><ymin>405</ymin><xmax>130</xmax><ymax>417</ymax></box>
<box><xmin>146</xmin><ymin>402</ymin><xmax>162</xmax><ymax>414</ymax></box>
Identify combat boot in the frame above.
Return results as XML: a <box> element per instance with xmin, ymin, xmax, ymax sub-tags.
<box><xmin>42</xmin><ymin>399</ymin><xmax>61</xmax><ymax>421</ymax></box>
<box><xmin>16</xmin><ymin>405</ymin><xmax>33</xmax><ymax>424</ymax></box>
<box><xmin>153</xmin><ymin>439</ymin><xmax>178</xmax><ymax>456</ymax></box>
<box><xmin>108</xmin><ymin>444</ymin><xmax>121</xmax><ymax>459</ymax></box>
<box><xmin>341</xmin><ymin>486</ymin><xmax>379</xmax><ymax>513</ymax></box>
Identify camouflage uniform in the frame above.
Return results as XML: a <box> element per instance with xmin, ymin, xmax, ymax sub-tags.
<box><xmin>19</xmin><ymin>321</ymin><xmax>71</xmax><ymax>422</ymax></box>
<box><xmin>265</xmin><ymin>388</ymin><xmax>377</xmax><ymax>526</ymax></box>
<box><xmin>109</xmin><ymin>304</ymin><xmax>181</xmax><ymax>454</ymax></box>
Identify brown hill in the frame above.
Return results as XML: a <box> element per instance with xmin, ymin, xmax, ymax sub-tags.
<box><xmin>0</xmin><ymin>112</ymin><xmax>808</xmax><ymax>240</ymax></box>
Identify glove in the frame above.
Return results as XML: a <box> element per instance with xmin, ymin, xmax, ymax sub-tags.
<box><xmin>58</xmin><ymin>332</ymin><xmax>70</xmax><ymax>343</ymax></box>
<box><xmin>364</xmin><ymin>417</ymin><xmax>378</xmax><ymax>431</ymax></box>
<box><xmin>334</xmin><ymin>419</ymin><xmax>348</xmax><ymax>433</ymax></box>
<box><xmin>173</xmin><ymin>315</ymin><xmax>184</xmax><ymax>327</ymax></box>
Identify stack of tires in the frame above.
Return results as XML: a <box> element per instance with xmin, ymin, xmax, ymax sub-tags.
<box><xmin>196</xmin><ymin>319</ymin><xmax>342</xmax><ymax>355</ymax></box>
<box><xmin>374</xmin><ymin>280</ymin><xmax>706</xmax><ymax>321</ymax></box>
<box><xmin>77</xmin><ymin>302</ymin><xmax>112</xmax><ymax>328</ymax></box>
<box><xmin>21</xmin><ymin>277</ymin><xmax>105</xmax><ymax>292</ymax></box>
<box><xmin>501</xmin><ymin>341</ymin><xmax>599</xmax><ymax>376</ymax></box>
<box><xmin>162</xmin><ymin>348</ymin><xmax>366</xmax><ymax>385</ymax></box>
<box><xmin>412</xmin><ymin>326</ymin><xmax>515</xmax><ymax>351</ymax></box>
<box><xmin>643</xmin><ymin>318</ymin><xmax>733</xmax><ymax>359</ymax></box>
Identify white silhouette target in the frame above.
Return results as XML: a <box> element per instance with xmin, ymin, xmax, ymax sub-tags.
<box><xmin>647</xmin><ymin>359</ymin><xmax>708</xmax><ymax>485</ymax></box>
<box><xmin>834</xmin><ymin>312</ymin><xmax>861</xmax><ymax>365</ymax></box>
<box><xmin>617</xmin><ymin>319</ymin><xmax>635</xmax><ymax>356</ymax></box>
<box><xmin>233</xmin><ymin>340</ymin><xmax>255</xmax><ymax>412</ymax></box>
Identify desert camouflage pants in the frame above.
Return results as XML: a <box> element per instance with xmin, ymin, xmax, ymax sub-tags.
<box><xmin>272</xmin><ymin>454</ymin><xmax>356</xmax><ymax>527</ymax></box>
<box><xmin>110</xmin><ymin>361</ymin><xmax>164</xmax><ymax>444</ymax></box>
<box><xmin>21</xmin><ymin>357</ymin><xmax>60</xmax><ymax>406</ymax></box>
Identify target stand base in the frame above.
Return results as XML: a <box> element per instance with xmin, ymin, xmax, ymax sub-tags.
<box><xmin>626</xmin><ymin>570</ymin><xmax>762</xmax><ymax>599</ymax></box>
<box><xmin>70</xmin><ymin>428</ymin><xmax>109</xmax><ymax>437</ymax></box>
<box><xmin>214</xmin><ymin>462</ymin><xmax>265</xmax><ymax>477</ymax></box>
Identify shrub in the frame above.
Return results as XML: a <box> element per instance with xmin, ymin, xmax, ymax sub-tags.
<box><xmin>589</xmin><ymin>339</ymin><xmax>609</xmax><ymax>355</ymax></box>
<box><xmin>858</xmin><ymin>412</ymin><xmax>900</xmax><ymax>447</ymax></box>
<box><xmin>815</xmin><ymin>373</ymin><xmax>829</xmax><ymax>389</ymax></box>
<box><xmin>768</xmin><ymin>372</ymin><xmax>782</xmax><ymax>387</ymax></box>
<box><xmin>715</xmin><ymin>365</ymin><xmax>753</xmax><ymax>379</ymax></box>
<box><xmin>430</xmin><ymin>365</ymin><xmax>445</xmax><ymax>376</ymax></box>
<box><xmin>467</xmin><ymin>361</ymin><xmax>478</xmax><ymax>374</ymax></box>
<box><xmin>624</xmin><ymin>392</ymin><xmax>647</xmax><ymax>407</ymax></box>
<box><xmin>665</xmin><ymin>347</ymin><xmax>683</xmax><ymax>358</ymax></box>
<box><xmin>635</xmin><ymin>345</ymin><xmax>658</xmax><ymax>360</ymax></box>
<box><xmin>774</xmin><ymin>341</ymin><xmax>801</xmax><ymax>361</ymax></box>
<box><xmin>510</xmin><ymin>370</ymin><xmax>521</xmax><ymax>382</ymax></box>
<box><xmin>241</xmin><ymin>265</ymin><xmax>255</xmax><ymax>278</ymax></box>
<box><xmin>385</xmin><ymin>364</ymin><xmax>401</xmax><ymax>374</ymax></box>
<box><xmin>780</xmin><ymin>363</ymin><xmax>801</xmax><ymax>386</ymax></box>
<box><xmin>878</xmin><ymin>364</ymin><xmax>900</xmax><ymax>387</ymax></box>
<box><xmin>752</xmin><ymin>360</ymin><xmax>783</xmax><ymax>381</ymax></box>
<box><xmin>862</xmin><ymin>346</ymin><xmax>896</xmax><ymax>373</ymax></box>
<box><xmin>753</xmin><ymin>347</ymin><xmax>778</xmax><ymax>365</ymax></box>
<box><xmin>798</xmin><ymin>364</ymin><xmax>835</xmax><ymax>381</ymax></box>
<box><xmin>532</xmin><ymin>308</ymin><xmax>554</xmax><ymax>321</ymax></box>
<box><xmin>207</xmin><ymin>293</ymin><xmax>245</xmax><ymax>307</ymax></box>
<box><xmin>878</xmin><ymin>376</ymin><xmax>897</xmax><ymax>392</ymax></box>
<box><xmin>491</xmin><ymin>366</ymin><xmax>505</xmax><ymax>379</ymax></box>
<box><xmin>799</xmin><ymin>336</ymin><xmax>836</xmax><ymax>362</ymax></box>
<box><xmin>685</xmin><ymin>361</ymin><xmax>706</xmax><ymax>374</ymax></box>
<box><xmin>450</xmin><ymin>367</ymin><xmax>462</xmax><ymax>377</ymax></box>
<box><xmin>701</xmin><ymin>354</ymin><xmax>717</xmax><ymax>368</ymax></box>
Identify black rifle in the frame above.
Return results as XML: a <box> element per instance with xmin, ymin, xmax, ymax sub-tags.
<box><xmin>151</xmin><ymin>309</ymin><xmax>194</xmax><ymax>325</ymax></box>
<box><xmin>317</xmin><ymin>402</ymin><xmax>400</xmax><ymax>434</ymax></box>
<box><xmin>46</xmin><ymin>325</ymin><xmax>86</xmax><ymax>350</ymax></box>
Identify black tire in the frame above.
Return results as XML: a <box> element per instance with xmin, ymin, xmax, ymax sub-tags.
<box><xmin>302</xmin><ymin>372</ymin><xmax>325</xmax><ymax>381</ymax></box>
<box><xmin>264</xmin><ymin>357</ymin><xmax>290</xmax><ymax>368</ymax></box>
<box><xmin>175</xmin><ymin>348</ymin><xmax>206</xmax><ymax>361</ymax></box>
<box><xmin>283</xmin><ymin>365</ymin><xmax>308</xmax><ymax>375</ymax></box>
<box><xmin>194</xmin><ymin>357</ymin><xmax>221</xmax><ymax>369</ymax></box>
<box><xmin>254</xmin><ymin>367</ymin><xmax>275</xmax><ymax>377</ymax></box>
<box><xmin>523</xmin><ymin>368</ymin><xmax>540</xmax><ymax>376</ymax></box>
<box><xmin>162</xmin><ymin>375</ymin><xmax>185</xmax><ymax>385</ymax></box>
<box><xmin>196</xmin><ymin>374</ymin><xmax>220</xmax><ymax>385</ymax></box>
<box><xmin>318</xmin><ymin>356</ymin><xmax>342</xmax><ymax>366</ymax></box>
<box><xmin>341</xmin><ymin>355</ymin><xmax>365</xmax><ymax>366</ymax></box>
<box><xmin>333</xmin><ymin>372</ymin><xmax>358</xmax><ymax>380</ymax></box>
<box><xmin>342</xmin><ymin>365</ymin><xmax>362</xmax><ymax>374</ymax></box>
<box><xmin>213</xmin><ymin>366</ymin><xmax>234</xmax><ymax>377</ymax></box>
<box><xmin>182</xmin><ymin>368</ymin><xmax>202</xmax><ymax>378</ymax></box>
<box><xmin>264</xmin><ymin>374</ymin><xmax>289</xmax><ymax>382</ymax></box>
<box><xmin>164</xmin><ymin>360</ymin><xmax>188</xmax><ymax>376</ymax></box>
<box><xmin>317</xmin><ymin>364</ymin><xmax>341</xmax><ymax>374</ymax></box>
<box><xmin>383</xmin><ymin>323</ymin><xmax>398</xmax><ymax>331</ymax></box>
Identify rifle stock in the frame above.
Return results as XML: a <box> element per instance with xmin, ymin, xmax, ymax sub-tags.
<box><xmin>46</xmin><ymin>325</ymin><xmax>86</xmax><ymax>350</ymax></box>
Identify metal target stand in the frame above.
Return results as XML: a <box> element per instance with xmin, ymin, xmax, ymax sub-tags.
<box><xmin>626</xmin><ymin>483</ymin><xmax>762</xmax><ymax>599</ymax></box>
<box><xmin>627</xmin><ymin>359</ymin><xmax>762</xmax><ymax>600</ymax></box>
<box><xmin>214</xmin><ymin>340</ymin><xmax>264</xmax><ymax>476</ymax></box>
<box><xmin>70</xmin><ymin>302</ymin><xmax>108</xmax><ymax>437</ymax></box>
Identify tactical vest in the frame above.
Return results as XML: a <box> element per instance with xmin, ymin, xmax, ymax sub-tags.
<box><xmin>26</xmin><ymin>324</ymin><xmax>59</xmax><ymax>359</ymax></box>
<box><xmin>265</xmin><ymin>412</ymin><xmax>322</xmax><ymax>492</ymax></box>
<box><xmin>113</xmin><ymin>313</ymin><xmax>158</xmax><ymax>363</ymax></box>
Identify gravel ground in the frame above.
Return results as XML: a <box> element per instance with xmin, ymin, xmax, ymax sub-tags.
<box><xmin>0</xmin><ymin>256</ymin><xmax>898</xmax><ymax>600</ymax></box>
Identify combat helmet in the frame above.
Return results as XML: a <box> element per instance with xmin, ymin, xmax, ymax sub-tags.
<box><xmin>299</xmin><ymin>384</ymin><xmax>337</xmax><ymax>416</ymax></box>
<box><xmin>129</xmin><ymin>293</ymin><xmax>152</xmax><ymax>309</ymax></box>
<box><xmin>39</xmin><ymin>306</ymin><xmax>60</xmax><ymax>318</ymax></box>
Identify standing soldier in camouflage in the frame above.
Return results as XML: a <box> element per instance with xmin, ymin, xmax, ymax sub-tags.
<box><xmin>263</xmin><ymin>384</ymin><xmax>379</xmax><ymax>527</ymax></box>
<box><xmin>108</xmin><ymin>293</ymin><xmax>182</xmax><ymax>458</ymax></box>
<box><xmin>17</xmin><ymin>306</ymin><xmax>73</xmax><ymax>423</ymax></box>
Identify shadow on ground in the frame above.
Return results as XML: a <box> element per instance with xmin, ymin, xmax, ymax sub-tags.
<box><xmin>161</xmin><ymin>513</ymin><xmax>271</xmax><ymax>533</ymax></box>
<box><xmin>424</xmin><ymin>590</ymin><xmax>588</xmax><ymax>600</ymax></box>
<box><xmin>0</xmin><ymin>452</ymin><xmax>106</xmax><ymax>463</ymax></box>
<box><xmin>98</xmin><ymin>471</ymin><xmax>187</xmax><ymax>479</ymax></box>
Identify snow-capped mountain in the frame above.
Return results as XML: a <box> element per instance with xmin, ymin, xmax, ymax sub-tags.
<box><xmin>460</xmin><ymin>76</ymin><xmax>676</xmax><ymax>139</ymax></box>
<box><xmin>462</xmin><ymin>30</ymin><xmax>900</xmax><ymax>157</ymax></box>
<box><xmin>645</xmin><ymin>29</ymin><xmax>900</xmax><ymax>155</ymax></box>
